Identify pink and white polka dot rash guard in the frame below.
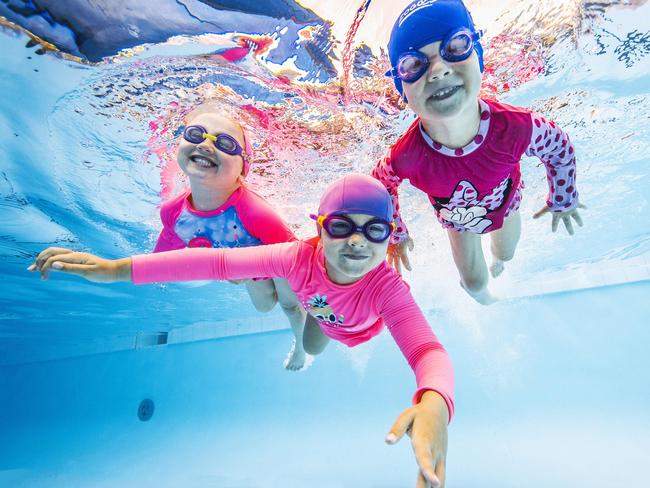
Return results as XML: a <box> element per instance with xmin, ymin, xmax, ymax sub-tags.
<box><xmin>131</xmin><ymin>238</ymin><xmax>455</xmax><ymax>419</ymax></box>
<box><xmin>371</xmin><ymin>99</ymin><xmax>579</xmax><ymax>241</ymax></box>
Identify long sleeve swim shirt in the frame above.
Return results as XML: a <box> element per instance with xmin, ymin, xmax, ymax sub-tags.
<box><xmin>372</xmin><ymin>99</ymin><xmax>579</xmax><ymax>241</ymax></box>
<box><xmin>154</xmin><ymin>185</ymin><xmax>295</xmax><ymax>252</ymax></box>
<box><xmin>132</xmin><ymin>239</ymin><xmax>454</xmax><ymax>419</ymax></box>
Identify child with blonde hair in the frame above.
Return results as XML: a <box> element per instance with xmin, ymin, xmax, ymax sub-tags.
<box><xmin>153</xmin><ymin>103</ymin><xmax>309</xmax><ymax>369</ymax></box>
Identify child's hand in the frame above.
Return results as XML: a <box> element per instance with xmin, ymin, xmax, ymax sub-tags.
<box><xmin>533</xmin><ymin>203</ymin><xmax>586</xmax><ymax>235</ymax></box>
<box><xmin>385</xmin><ymin>390</ymin><xmax>448</xmax><ymax>488</ymax></box>
<box><xmin>28</xmin><ymin>247</ymin><xmax>132</xmax><ymax>283</ymax></box>
<box><xmin>388</xmin><ymin>237</ymin><xmax>414</xmax><ymax>275</ymax></box>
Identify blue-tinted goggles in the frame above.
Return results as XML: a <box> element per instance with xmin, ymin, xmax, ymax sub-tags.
<box><xmin>183</xmin><ymin>125</ymin><xmax>243</xmax><ymax>156</ymax></box>
<box><xmin>386</xmin><ymin>28</ymin><xmax>483</xmax><ymax>83</ymax></box>
<box><xmin>312</xmin><ymin>214</ymin><xmax>395</xmax><ymax>243</ymax></box>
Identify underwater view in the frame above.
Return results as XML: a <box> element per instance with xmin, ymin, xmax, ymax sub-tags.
<box><xmin>1</xmin><ymin>0</ymin><xmax>649</xmax><ymax>487</ymax></box>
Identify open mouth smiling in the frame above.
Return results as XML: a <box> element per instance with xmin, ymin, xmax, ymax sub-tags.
<box><xmin>428</xmin><ymin>84</ymin><xmax>462</xmax><ymax>101</ymax></box>
<box><xmin>189</xmin><ymin>154</ymin><xmax>219</xmax><ymax>168</ymax></box>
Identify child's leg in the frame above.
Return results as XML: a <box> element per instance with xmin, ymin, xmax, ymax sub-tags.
<box><xmin>489</xmin><ymin>211</ymin><xmax>521</xmax><ymax>278</ymax></box>
<box><xmin>244</xmin><ymin>279</ymin><xmax>277</xmax><ymax>313</ymax></box>
<box><xmin>303</xmin><ymin>314</ymin><xmax>330</xmax><ymax>355</ymax></box>
<box><xmin>273</xmin><ymin>278</ymin><xmax>308</xmax><ymax>370</ymax></box>
<box><xmin>446</xmin><ymin>229</ymin><xmax>497</xmax><ymax>305</ymax></box>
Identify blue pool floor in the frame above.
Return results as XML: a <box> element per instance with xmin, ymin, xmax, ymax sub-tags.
<box><xmin>1</xmin><ymin>280</ymin><xmax>649</xmax><ymax>488</ymax></box>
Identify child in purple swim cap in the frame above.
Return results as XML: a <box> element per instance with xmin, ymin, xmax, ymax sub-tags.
<box><xmin>31</xmin><ymin>173</ymin><xmax>455</xmax><ymax>488</ymax></box>
<box><xmin>374</xmin><ymin>0</ymin><xmax>586</xmax><ymax>304</ymax></box>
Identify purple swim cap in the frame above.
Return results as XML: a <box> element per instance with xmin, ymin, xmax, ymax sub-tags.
<box><xmin>388</xmin><ymin>0</ymin><xmax>484</xmax><ymax>97</ymax></box>
<box><xmin>317</xmin><ymin>174</ymin><xmax>393</xmax><ymax>223</ymax></box>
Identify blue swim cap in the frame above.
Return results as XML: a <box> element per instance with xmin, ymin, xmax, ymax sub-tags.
<box><xmin>388</xmin><ymin>0</ymin><xmax>484</xmax><ymax>97</ymax></box>
<box><xmin>317</xmin><ymin>174</ymin><xmax>393</xmax><ymax>223</ymax></box>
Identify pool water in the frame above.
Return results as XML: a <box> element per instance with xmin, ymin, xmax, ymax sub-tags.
<box><xmin>2</xmin><ymin>281</ymin><xmax>649</xmax><ymax>487</ymax></box>
<box><xmin>1</xmin><ymin>1</ymin><xmax>649</xmax><ymax>487</ymax></box>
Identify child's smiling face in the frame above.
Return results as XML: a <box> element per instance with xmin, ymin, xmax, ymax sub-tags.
<box><xmin>320</xmin><ymin>213</ymin><xmax>389</xmax><ymax>285</ymax></box>
<box><xmin>402</xmin><ymin>40</ymin><xmax>482</xmax><ymax>121</ymax></box>
<box><xmin>177</xmin><ymin>112</ymin><xmax>245</xmax><ymax>188</ymax></box>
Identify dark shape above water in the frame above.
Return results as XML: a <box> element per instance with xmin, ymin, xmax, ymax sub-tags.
<box><xmin>197</xmin><ymin>0</ymin><xmax>319</xmax><ymax>23</ymax></box>
<box><xmin>294</xmin><ymin>21</ymin><xmax>339</xmax><ymax>83</ymax></box>
<box><xmin>0</xmin><ymin>0</ymin><xmax>324</xmax><ymax>62</ymax></box>
<box><xmin>353</xmin><ymin>43</ymin><xmax>376</xmax><ymax>78</ymax></box>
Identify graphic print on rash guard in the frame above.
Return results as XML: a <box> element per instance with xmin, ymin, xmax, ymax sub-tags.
<box><xmin>154</xmin><ymin>185</ymin><xmax>296</xmax><ymax>252</ymax></box>
<box><xmin>174</xmin><ymin>205</ymin><xmax>262</xmax><ymax>249</ymax></box>
<box><xmin>433</xmin><ymin>177</ymin><xmax>513</xmax><ymax>233</ymax></box>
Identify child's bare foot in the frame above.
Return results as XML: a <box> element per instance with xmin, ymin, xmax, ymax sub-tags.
<box><xmin>489</xmin><ymin>258</ymin><xmax>505</xmax><ymax>278</ymax></box>
<box><xmin>283</xmin><ymin>340</ymin><xmax>312</xmax><ymax>371</ymax></box>
<box><xmin>460</xmin><ymin>280</ymin><xmax>499</xmax><ymax>305</ymax></box>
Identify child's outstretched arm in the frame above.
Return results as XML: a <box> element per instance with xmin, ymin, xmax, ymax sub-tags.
<box><xmin>29</xmin><ymin>242</ymin><xmax>299</xmax><ymax>284</ymax></box>
<box><xmin>386</xmin><ymin>390</ymin><xmax>448</xmax><ymax>488</ymax></box>
<box><xmin>371</xmin><ymin>153</ymin><xmax>414</xmax><ymax>274</ymax></box>
<box><xmin>380</xmin><ymin>282</ymin><xmax>454</xmax><ymax>488</ymax></box>
<box><xmin>526</xmin><ymin>113</ymin><xmax>585</xmax><ymax>235</ymax></box>
<box><xmin>29</xmin><ymin>248</ymin><xmax>132</xmax><ymax>282</ymax></box>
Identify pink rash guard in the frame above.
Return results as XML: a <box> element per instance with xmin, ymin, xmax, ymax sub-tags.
<box><xmin>154</xmin><ymin>185</ymin><xmax>295</xmax><ymax>252</ymax></box>
<box><xmin>132</xmin><ymin>238</ymin><xmax>455</xmax><ymax>419</ymax></box>
<box><xmin>372</xmin><ymin>98</ymin><xmax>579</xmax><ymax>241</ymax></box>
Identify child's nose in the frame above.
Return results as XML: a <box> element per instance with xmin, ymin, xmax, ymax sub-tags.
<box><xmin>348</xmin><ymin>232</ymin><xmax>367</xmax><ymax>247</ymax></box>
<box><xmin>427</xmin><ymin>59</ymin><xmax>452</xmax><ymax>81</ymax></box>
<box><xmin>197</xmin><ymin>138</ymin><xmax>216</xmax><ymax>153</ymax></box>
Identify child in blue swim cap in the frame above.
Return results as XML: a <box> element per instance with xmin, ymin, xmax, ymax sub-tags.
<box><xmin>387</xmin><ymin>0</ymin><xmax>485</xmax><ymax>100</ymax></box>
<box><xmin>374</xmin><ymin>0</ymin><xmax>585</xmax><ymax>304</ymax></box>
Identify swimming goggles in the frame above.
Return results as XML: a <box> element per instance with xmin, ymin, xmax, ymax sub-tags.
<box><xmin>386</xmin><ymin>28</ymin><xmax>483</xmax><ymax>83</ymax></box>
<box><xmin>183</xmin><ymin>125</ymin><xmax>244</xmax><ymax>156</ymax></box>
<box><xmin>311</xmin><ymin>214</ymin><xmax>395</xmax><ymax>243</ymax></box>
